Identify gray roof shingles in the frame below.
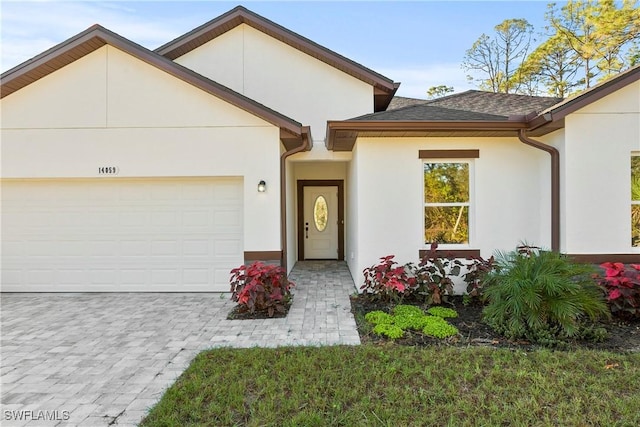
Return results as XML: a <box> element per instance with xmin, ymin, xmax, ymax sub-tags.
<box><xmin>352</xmin><ymin>104</ymin><xmax>509</xmax><ymax>121</ymax></box>
<box><xmin>357</xmin><ymin>90</ymin><xmax>564</xmax><ymax>121</ymax></box>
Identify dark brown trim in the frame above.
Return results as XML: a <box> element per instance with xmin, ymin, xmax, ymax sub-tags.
<box><xmin>280</xmin><ymin>127</ymin><xmax>311</xmax><ymax>271</ymax></box>
<box><xmin>0</xmin><ymin>25</ymin><xmax>306</xmax><ymax>141</ymax></box>
<box><xmin>155</xmin><ymin>6</ymin><xmax>398</xmax><ymax>111</ymax></box>
<box><xmin>297</xmin><ymin>180</ymin><xmax>345</xmax><ymax>261</ymax></box>
<box><xmin>518</xmin><ymin>130</ymin><xmax>560</xmax><ymax>252</ymax></box>
<box><xmin>538</xmin><ymin>65</ymin><xmax>640</xmax><ymax>123</ymax></box>
<box><xmin>419</xmin><ymin>149</ymin><xmax>480</xmax><ymax>159</ymax></box>
<box><xmin>568</xmin><ymin>254</ymin><xmax>640</xmax><ymax>264</ymax></box>
<box><xmin>326</xmin><ymin>120</ymin><xmax>527</xmax><ymax>151</ymax></box>
<box><xmin>419</xmin><ymin>249</ymin><xmax>481</xmax><ymax>259</ymax></box>
<box><xmin>244</xmin><ymin>251</ymin><xmax>282</xmax><ymax>261</ymax></box>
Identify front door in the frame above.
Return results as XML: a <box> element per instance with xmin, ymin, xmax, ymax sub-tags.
<box><xmin>303</xmin><ymin>186</ymin><xmax>338</xmax><ymax>259</ymax></box>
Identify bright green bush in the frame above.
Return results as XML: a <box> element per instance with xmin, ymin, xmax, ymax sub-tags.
<box><xmin>364</xmin><ymin>311</ymin><xmax>394</xmax><ymax>325</ymax></box>
<box><xmin>365</xmin><ymin>305</ymin><xmax>459</xmax><ymax>340</ymax></box>
<box><xmin>482</xmin><ymin>245</ymin><xmax>609</xmax><ymax>345</ymax></box>
<box><xmin>422</xmin><ymin>316</ymin><xmax>459</xmax><ymax>338</ymax></box>
<box><xmin>393</xmin><ymin>313</ymin><xmax>430</xmax><ymax>331</ymax></box>
<box><xmin>393</xmin><ymin>305</ymin><xmax>424</xmax><ymax>317</ymax></box>
<box><xmin>373</xmin><ymin>323</ymin><xmax>404</xmax><ymax>339</ymax></box>
<box><xmin>426</xmin><ymin>306</ymin><xmax>458</xmax><ymax>318</ymax></box>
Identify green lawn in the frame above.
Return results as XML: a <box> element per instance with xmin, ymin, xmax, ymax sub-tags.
<box><xmin>141</xmin><ymin>345</ymin><xmax>640</xmax><ymax>427</ymax></box>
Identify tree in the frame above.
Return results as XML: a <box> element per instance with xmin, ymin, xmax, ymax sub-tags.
<box><xmin>462</xmin><ymin>18</ymin><xmax>534</xmax><ymax>93</ymax></box>
<box><xmin>517</xmin><ymin>34</ymin><xmax>581</xmax><ymax>97</ymax></box>
<box><xmin>426</xmin><ymin>85</ymin><xmax>454</xmax><ymax>99</ymax></box>
<box><xmin>545</xmin><ymin>0</ymin><xmax>640</xmax><ymax>88</ymax></box>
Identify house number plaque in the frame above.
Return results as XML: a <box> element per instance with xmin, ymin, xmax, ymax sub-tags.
<box><xmin>98</xmin><ymin>166</ymin><xmax>119</xmax><ymax>175</ymax></box>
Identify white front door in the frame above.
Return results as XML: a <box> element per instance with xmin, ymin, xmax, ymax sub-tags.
<box><xmin>303</xmin><ymin>186</ymin><xmax>338</xmax><ymax>259</ymax></box>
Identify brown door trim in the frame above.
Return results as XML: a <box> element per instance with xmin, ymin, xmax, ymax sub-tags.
<box><xmin>297</xmin><ymin>180</ymin><xmax>344</xmax><ymax>261</ymax></box>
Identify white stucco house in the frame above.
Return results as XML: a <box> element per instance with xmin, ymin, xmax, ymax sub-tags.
<box><xmin>2</xmin><ymin>6</ymin><xmax>639</xmax><ymax>292</ymax></box>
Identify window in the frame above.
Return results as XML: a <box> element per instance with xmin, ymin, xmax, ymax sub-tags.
<box><xmin>424</xmin><ymin>162</ymin><xmax>471</xmax><ymax>245</ymax></box>
<box><xmin>632</xmin><ymin>156</ymin><xmax>640</xmax><ymax>247</ymax></box>
<box><xmin>313</xmin><ymin>195</ymin><xmax>328</xmax><ymax>232</ymax></box>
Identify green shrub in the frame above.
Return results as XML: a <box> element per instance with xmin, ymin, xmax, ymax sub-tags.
<box><xmin>482</xmin><ymin>245</ymin><xmax>609</xmax><ymax>345</ymax></box>
<box><xmin>426</xmin><ymin>306</ymin><xmax>458</xmax><ymax>318</ymax></box>
<box><xmin>364</xmin><ymin>311</ymin><xmax>394</xmax><ymax>325</ymax></box>
<box><xmin>392</xmin><ymin>305</ymin><xmax>424</xmax><ymax>317</ymax></box>
<box><xmin>373</xmin><ymin>323</ymin><xmax>404</xmax><ymax>339</ymax></box>
<box><xmin>393</xmin><ymin>313</ymin><xmax>430</xmax><ymax>331</ymax></box>
<box><xmin>422</xmin><ymin>316</ymin><xmax>459</xmax><ymax>338</ymax></box>
<box><xmin>365</xmin><ymin>305</ymin><xmax>459</xmax><ymax>339</ymax></box>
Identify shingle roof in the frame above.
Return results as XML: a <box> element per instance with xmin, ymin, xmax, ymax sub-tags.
<box><xmin>353</xmin><ymin>104</ymin><xmax>509</xmax><ymax>121</ymax></box>
<box><xmin>425</xmin><ymin>90</ymin><xmax>563</xmax><ymax>117</ymax></box>
<box><xmin>387</xmin><ymin>96</ymin><xmax>427</xmax><ymax>110</ymax></box>
<box><xmin>356</xmin><ymin>90</ymin><xmax>563</xmax><ymax>122</ymax></box>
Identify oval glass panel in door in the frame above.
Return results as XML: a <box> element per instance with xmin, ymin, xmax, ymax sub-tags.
<box><xmin>313</xmin><ymin>195</ymin><xmax>328</xmax><ymax>232</ymax></box>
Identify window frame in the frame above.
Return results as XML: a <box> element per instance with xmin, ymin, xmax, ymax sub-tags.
<box><xmin>422</xmin><ymin>159</ymin><xmax>475</xmax><ymax>248</ymax></box>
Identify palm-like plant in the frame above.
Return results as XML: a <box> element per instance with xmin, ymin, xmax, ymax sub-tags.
<box><xmin>482</xmin><ymin>245</ymin><xmax>609</xmax><ymax>343</ymax></box>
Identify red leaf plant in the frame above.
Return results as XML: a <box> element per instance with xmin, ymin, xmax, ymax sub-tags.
<box><xmin>596</xmin><ymin>262</ymin><xmax>640</xmax><ymax>320</ymax></box>
<box><xmin>230</xmin><ymin>262</ymin><xmax>294</xmax><ymax>317</ymax></box>
<box><xmin>361</xmin><ymin>255</ymin><xmax>416</xmax><ymax>302</ymax></box>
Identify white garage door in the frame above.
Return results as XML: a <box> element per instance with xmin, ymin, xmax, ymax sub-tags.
<box><xmin>1</xmin><ymin>178</ymin><xmax>243</xmax><ymax>292</ymax></box>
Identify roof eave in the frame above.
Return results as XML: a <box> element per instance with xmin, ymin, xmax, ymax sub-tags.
<box><xmin>536</xmin><ymin>65</ymin><xmax>640</xmax><ymax>122</ymax></box>
<box><xmin>326</xmin><ymin>120</ymin><xmax>528</xmax><ymax>151</ymax></box>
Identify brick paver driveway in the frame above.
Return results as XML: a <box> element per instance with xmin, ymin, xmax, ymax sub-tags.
<box><xmin>1</xmin><ymin>261</ymin><xmax>359</xmax><ymax>426</ymax></box>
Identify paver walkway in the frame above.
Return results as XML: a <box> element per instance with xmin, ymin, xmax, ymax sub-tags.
<box><xmin>0</xmin><ymin>261</ymin><xmax>359</xmax><ymax>426</ymax></box>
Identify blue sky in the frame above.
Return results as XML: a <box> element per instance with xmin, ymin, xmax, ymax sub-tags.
<box><xmin>1</xmin><ymin>1</ymin><xmax>556</xmax><ymax>98</ymax></box>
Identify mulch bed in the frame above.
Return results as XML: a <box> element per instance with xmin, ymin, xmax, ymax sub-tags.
<box><xmin>227</xmin><ymin>301</ymin><xmax>292</xmax><ymax>320</ymax></box>
<box><xmin>350</xmin><ymin>295</ymin><xmax>640</xmax><ymax>352</ymax></box>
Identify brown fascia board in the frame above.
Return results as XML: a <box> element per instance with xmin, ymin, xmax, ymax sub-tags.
<box><xmin>154</xmin><ymin>5</ymin><xmax>398</xmax><ymax>111</ymax></box>
<box><xmin>532</xmin><ymin>65</ymin><xmax>640</xmax><ymax>124</ymax></box>
<box><xmin>325</xmin><ymin>120</ymin><xmax>527</xmax><ymax>150</ymax></box>
<box><xmin>0</xmin><ymin>24</ymin><xmax>306</xmax><ymax>140</ymax></box>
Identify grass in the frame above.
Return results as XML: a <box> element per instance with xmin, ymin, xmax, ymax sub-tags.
<box><xmin>141</xmin><ymin>345</ymin><xmax>640</xmax><ymax>427</ymax></box>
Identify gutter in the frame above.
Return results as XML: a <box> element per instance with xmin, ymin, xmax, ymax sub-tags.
<box><xmin>279</xmin><ymin>127</ymin><xmax>311</xmax><ymax>271</ymax></box>
<box><xmin>518</xmin><ymin>129</ymin><xmax>560</xmax><ymax>252</ymax></box>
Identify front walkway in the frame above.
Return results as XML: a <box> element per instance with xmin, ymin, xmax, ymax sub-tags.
<box><xmin>0</xmin><ymin>261</ymin><xmax>359</xmax><ymax>426</ymax></box>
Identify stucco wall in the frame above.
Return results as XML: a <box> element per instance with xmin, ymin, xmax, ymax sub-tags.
<box><xmin>174</xmin><ymin>24</ymin><xmax>374</xmax><ymax>142</ymax></box>
<box><xmin>563</xmin><ymin>80</ymin><xmax>640</xmax><ymax>254</ymax></box>
<box><xmin>348</xmin><ymin>136</ymin><xmax>549</xmax><ymax>285</ymax></box>
<box><xmin>1</xmin><ymin>45</ymin><xmax>283</xmax><ymax>253</ymax></box>
<box><xmin>346</xmin><ymin>147</ymin><xmax>360</xmax><ymax>279</ymax></box>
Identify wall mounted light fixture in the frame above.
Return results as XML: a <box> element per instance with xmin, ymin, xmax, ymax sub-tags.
<box><xmin>257</xmin><ymin>180</ymin><xmax>267</xmax><ymax>192</ymax></box>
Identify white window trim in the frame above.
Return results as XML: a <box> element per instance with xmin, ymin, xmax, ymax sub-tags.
<box><xmin>422</xmin><ymin>159</ymin><xmax>475</xmax><ymax>249</ymax></box>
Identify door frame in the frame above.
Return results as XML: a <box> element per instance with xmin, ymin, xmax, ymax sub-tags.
<box><xmin>297</xmin><ymin>180</ymin><xmax>344</xmax><ymax>261</ymax></box>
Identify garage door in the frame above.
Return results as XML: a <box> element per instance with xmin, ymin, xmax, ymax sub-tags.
<box><xmin>1</xmin><ymin>178</ymin><xmax>243</xmax><ymax>292</ymax></box>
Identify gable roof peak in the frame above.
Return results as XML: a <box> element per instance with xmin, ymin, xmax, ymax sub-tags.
<box><xmin>0</xmin><ymin>22</ymin><xmax>310</xmax><ymax>146</ymax></box>
<box><xmin>155</xmin><ymin>5</ymin><xmax>399</xmax><ymax>111</ymax></box>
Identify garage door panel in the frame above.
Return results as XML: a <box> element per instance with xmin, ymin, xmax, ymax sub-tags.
<box><xmin>1</xmin><ymin>178</ymin><xmax>243</xmax><ymax>292</ymax></box>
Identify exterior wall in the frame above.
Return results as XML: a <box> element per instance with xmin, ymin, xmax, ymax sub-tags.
<box><xmin>174</xmin><ymin>24</ymin><xmax>374</xmax><ymax>142</ymax></box>
<box><xmin>346</xmin><ymin>147</ymin><xmax>360</xmax><ymax>280</ymax></box>
<box><xmin>348</xmin><ymin>136</ymin><xmax>549</xmax><ymax>285</ymax></box>
<box><xmin>562</xmin><ymin>80</ymin><xmax>640</xmax><ymax>254</ymax></box>
<box><xmin>1</xmin><ymin>45</ymin><xmax>283</xmax><ymax>254</ymax></box>
<box><xmin>285</xmin><ymin>157</ymin><xmax>297</xmax><ymax>273</ymax></box>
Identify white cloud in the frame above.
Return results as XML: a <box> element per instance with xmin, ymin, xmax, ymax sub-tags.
<box><xmin>377</xmin><ymin>63</ymin><xmax>473</xmax><ymax>99</ymax></box>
